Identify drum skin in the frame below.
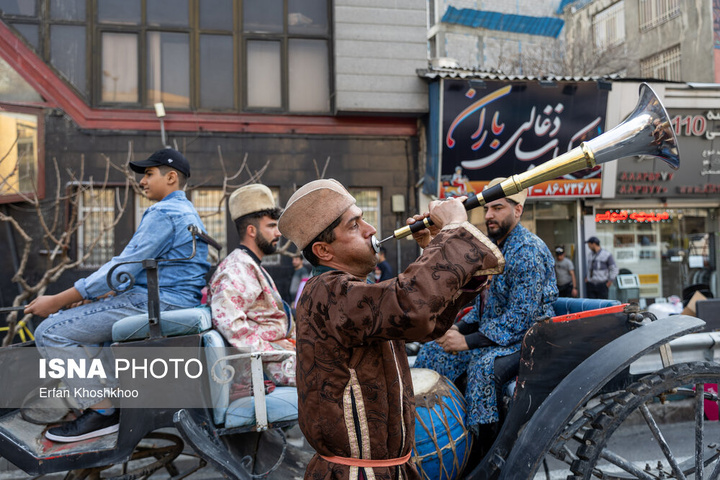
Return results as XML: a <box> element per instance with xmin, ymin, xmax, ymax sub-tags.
<box><xmin>410</xmin><ymin>368</ymin><xmax>472</xmax><ymax>480</ymax></box>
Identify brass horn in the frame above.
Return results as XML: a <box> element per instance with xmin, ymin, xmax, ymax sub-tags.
<box><xmin>379</xmin><ymin>82</ymin><xmax>680</xmax><ymax>245</ymax></box>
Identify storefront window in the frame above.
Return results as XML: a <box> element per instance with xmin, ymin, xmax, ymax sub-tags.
<box><xmin>594</xmin><ymin>208</ymin><xmax>717</xmax><ymax>301</ymax></box>
<box><xmin>521</xmin><ymin>200</ymin><xmax>578</xmax><ymax>255</ymax></box>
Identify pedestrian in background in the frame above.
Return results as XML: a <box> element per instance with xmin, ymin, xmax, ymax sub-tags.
<box><xmin>585</xmin><ymin>236</ymin><xmax>618</xmax><ymax>299</ymax></box>
<box><xmin>289</xmin><ymin>254</ymin><xmax>310</xmax><ymax>307</ymax></box>
<box><xmin>375</xmin><ymin>246</ymin><xmax>393</xmax><ymax>281</ymax></box>
<box><xmin>554</xmin><ymin>246</ymin><xmax>577</xmax><ymax>298</ymax></box>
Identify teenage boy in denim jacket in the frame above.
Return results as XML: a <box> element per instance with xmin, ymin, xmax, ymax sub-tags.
<box><xmin>26</xmin><ymin>148</ymin><xmax>210</xmax><ymax>442</ymax></box>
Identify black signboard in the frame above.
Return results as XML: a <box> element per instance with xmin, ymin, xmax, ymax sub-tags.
<box><xmin>439</xmin><ymin>79</ymin><xmax>609</xmax><ymax>199</ymax></box>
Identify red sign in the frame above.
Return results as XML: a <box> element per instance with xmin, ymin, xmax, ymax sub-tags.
<box><xmin>595</xmin><ymin>210</ymin><xmax>672</xmax><ymax>223</ymax></box>
<box><xmin>442</xmin><ymin>179</ymin><xmax>602</xmax><ymax>200</ymax></box>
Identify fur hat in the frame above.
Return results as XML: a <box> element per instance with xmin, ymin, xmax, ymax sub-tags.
<box><xmin>278</xmin><ymin>179</ymin><xmax>356</xmax><ymax>250</ymax></box>
<box><xmin>485</xmin><ymin>177</ymin><xmax>528</xmax><ymax>206</ymax></box>
<box><xmin>229</xmin><ymin>184</ymin><xmax>277</xmax><ymax>221</ymax></box>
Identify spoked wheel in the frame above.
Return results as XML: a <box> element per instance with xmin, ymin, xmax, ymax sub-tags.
<box><xmin>63</xmin><ymin>432</ymin><xmax>188</xmax><ymax>480</ymax></box>
<box><xmin>570</xmin><ymin>362</ymin><xmax>720</xmax><ymax>479</ymax></box>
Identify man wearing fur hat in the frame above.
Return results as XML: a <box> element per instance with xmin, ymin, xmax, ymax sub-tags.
<box><xmin>278</xmin><ymin>179</ymin><xmax>503</xmax><ymax>480</ymax></box>
<box><xmin>209</xmin><ymin>184</ymin><xmax>295</xmax><ymax>387</ymax></box>
<box><xmin>415</xmin><ymin>177</ymin><xmax>557</xmax><ymax>449</ymax></box>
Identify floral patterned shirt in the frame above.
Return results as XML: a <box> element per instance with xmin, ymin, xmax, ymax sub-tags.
<box><xmin>209</xmin><ymin>247</ymin><xmax>295</xmax><ymax>385</ymax></box>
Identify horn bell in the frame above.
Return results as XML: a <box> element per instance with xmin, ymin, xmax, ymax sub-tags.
<box><xmin>587</xmin><ymin>82</ymin><xmax>680</xmax><ymax>169</ymax></box>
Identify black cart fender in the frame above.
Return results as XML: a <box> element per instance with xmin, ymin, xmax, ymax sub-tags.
<box><xmin>498</xmin><ymin>314</ymin><xmax>705</xmax><ymax>479</ymax></box>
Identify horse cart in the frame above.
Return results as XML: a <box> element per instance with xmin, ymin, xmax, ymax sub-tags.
<box><xmin>0</xmin><ymin>236</ymin><xmax>716</xmax><ymax>480</ymax></box>
<box><xmin>0</xmin><ymin>83</ymin><xmax>715</xmax><ymax>479</ymax></box>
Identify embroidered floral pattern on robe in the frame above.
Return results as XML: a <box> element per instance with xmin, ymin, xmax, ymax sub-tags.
<box><xmin>210</xmin><ymin>248</ymin><xmax>296</xmax><ymax>386</ymax></box>
<box><xmin>296</xmin><ymin>223</ymin><xmax>503</xmax><ymax>480</ymax></box>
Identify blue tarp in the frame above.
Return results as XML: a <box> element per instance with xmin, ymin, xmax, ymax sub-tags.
<box><xmin>441</xmin><ymin>6</ymin><xmax>564</xmax><ymax>38</ymax></box>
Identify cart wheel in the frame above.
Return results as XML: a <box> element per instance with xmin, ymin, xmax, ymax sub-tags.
<box><xmin>569</xmin><ymin>362</ymin><xmax>720</xmax><ymax>480</ymax></box>
<box><xmin>63</xmin><ymin>432</ymin><xmax>185</xmax><ymax>480</ymax></box>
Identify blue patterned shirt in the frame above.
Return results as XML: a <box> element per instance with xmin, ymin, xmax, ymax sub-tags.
<box><xmin>462</xmin><ymin>223</ymin><xmax>558</xmax><ymax>346</ymax></box>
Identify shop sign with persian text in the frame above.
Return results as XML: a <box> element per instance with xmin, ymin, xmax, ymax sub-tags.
<box><xmin>616</xmin><ymin>109</ymin><xmax>720</xmax><ymax>198</ymax></box>
<box><xmin>440</xmin><ymin>80</ymin><xmax>608</xmax><ymax>199</ymax></box>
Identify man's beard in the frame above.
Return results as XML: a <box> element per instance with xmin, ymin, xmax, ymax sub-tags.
<box><xmin>255</xmin><ymin>234</ymin><xmax>277</xmax><ymax>255</ymax></box>
<box><xmin>486</xmin><ymin>218</ymin><xmax>512</xmax><ymax>242</ymax></box>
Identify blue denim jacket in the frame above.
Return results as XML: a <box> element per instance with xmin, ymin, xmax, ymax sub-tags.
<box><xmin>74</xmin><ymin>190</ymin><xmax>210</xmax><ymax>308</ymax></box>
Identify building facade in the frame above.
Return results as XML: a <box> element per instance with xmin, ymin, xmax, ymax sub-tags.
<box><xmin>420</xmin><ymin>0</ymin><xmax>720</xmax><ymax>304</ymax></box>
<box><xmin>589</xmin><ymin>81</ymin><xmax>720</xmax><ymax>304</ymax></box>
<box><xmin>561</xmin><ymin>1</ymin><xmax>720</xmax><ymax>301</ymax></box>
<box><xmin>427</xmin><ymin>0</ymin><xmax>566</xmax><ymax>74</ymax></box>
<box><xmin>562</xmin><ymin>0</ymin><xmax>714</xmax><ymax>82</ymax></box>
<box><xmin>0</xmin><ymin>0</ymin><xmax>429</xmax><ymax>307</ymax></box>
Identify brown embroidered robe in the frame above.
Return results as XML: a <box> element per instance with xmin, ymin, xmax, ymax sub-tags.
<box><xmin>295</xmin><ymin>222</ymin><xmax>504</xmax><ymax>480</ymax></box>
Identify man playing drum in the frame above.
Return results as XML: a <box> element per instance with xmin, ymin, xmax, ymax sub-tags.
<box><xmin>278</xmin><ymin>179</ymin><xmax>503</xmax><ymax>480</ymax></box>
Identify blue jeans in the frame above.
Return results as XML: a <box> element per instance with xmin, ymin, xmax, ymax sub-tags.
<box><xmin>34</xmin><ymin>290</ymin><xmax>180</xmax><ymax>408</ymax></box>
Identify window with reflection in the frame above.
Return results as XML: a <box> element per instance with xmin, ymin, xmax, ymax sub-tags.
<box><xmin>244</xmin><ymin>0</ymin><xmax>330</xmax><ymax>112</ymax></box>
<box><xmin>0</xmin><ymin>106</ymin><xmax>43</xmax><ymax>203</ymax></box>
<box><xmin>200</xmin><ymin>35</ymin><xmax>234</xmax><ymax>109</ymax></box>
<box><xmin>147</xmin><ymin>0</ymin><xmax>188</xmax><ymax>27</ymax></box>
<box><xmin>0</xmin><ymin>0</ymin><xmax>331</xmax><ymax>113</ymax></box>
<box><xmin>246</xmin><ymin>41</ymin><xmax>282</xmax><ymax>108</ymax></box>
<box><xmin>10</xmin><ymin>23</ymin><xmax>39</xmax><ymax>50</ymax></box>
<box><xmin>244</xmin><ymin>0</ymin><xmax>283</xmax><ymax>33</ymax></box>
<box><xmin>147</xmin><ymin>32</ymin><xmax>190</xmax><ymax>108</ymax></box>
<box><xmin>50</xmin><ymin>0</ymin><xmax>85</xmax><ymax>21</ymax></box>
<box><xmin>192</xmin><ymin>189</ymin><xmax>228</xmax><ymax>261</ymax></box>
<box><xmin>200</xmin><ymin>0</ymin><xmax>233</xmax><ymax>30</ymax></box>
<box><xmin>350</xmin><ymin>189</ymin><xmax>381</xmax><ymax>236</ymax></box>
<box><xmin>98</xmin><ymin>0</ymin><xmax>141</xmax><ymax>24</ymax></box>
<box><xmin>102</xmin><ymin>33</ymin><xmax>138</xmax><ymax>103</ymax></box>
<box><xmin>50</xmin><ymin>26</ymin><xmax>86</xmax><ymax>95</ymax></box>
<box><xmin>0</xmin><ymin>57</ymin><xmax>43</xmax><ymax>103</ymax></box>
<box><xmin>288</xmin><ymin>0</ymin><xmax>328</xmax><ymax>35</ymax></box>
<box><xmin>0</xmin><ymin>0</ymin><xmax>35</xmax><ymax>16</ymax></box>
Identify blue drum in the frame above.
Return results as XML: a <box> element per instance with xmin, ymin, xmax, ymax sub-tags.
<box><xmin>410</xmin><ymin>368</ymin><xmax>472</xmax><ymax>480</ymax></box>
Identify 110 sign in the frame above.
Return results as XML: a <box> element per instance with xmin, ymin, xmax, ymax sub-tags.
<box><xmin>672</xmin><ymin>114</ymin><xmax>707</xmax><ymax>137</ymax></box>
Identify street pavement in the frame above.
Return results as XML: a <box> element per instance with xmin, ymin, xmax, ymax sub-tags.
<box><xmin>0</xmin><ymin>400</ymin><xmax>709</xmax><ymax>479</ymax></box>
<box><xmin>0</xmin><ymin>425</ymin><xmax>312</xmax><ymax>480</ymax></box>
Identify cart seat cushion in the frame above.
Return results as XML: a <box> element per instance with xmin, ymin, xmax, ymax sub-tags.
<box><xmin>552</xmin><ymin>297</ymin><xmax>620</xmax><ymax>317</ymax></box>
<box><xmin>204</xmin><ymin>329</ymin><xmax>231</xmax><ymax>425</ymax></box>
<box><xmin>225</xmin><ymin>387</ymin><xmax>299</xmax><ymax>429</ymax></box>
<box><xmin>112</xmin><ymin>305</ymin><xmax>212</xmax><ymax>342</ymax></box>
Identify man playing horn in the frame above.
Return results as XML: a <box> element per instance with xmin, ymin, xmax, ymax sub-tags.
<box><xmin>278</xmin><ymin>179</ymin><xmax>503</xmax><ymax>480</ymax></box>
<box><xmin>415</xmin><ymin>177</ymin><xmax>558</xmax><ymax>451</ymax></box>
